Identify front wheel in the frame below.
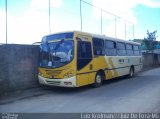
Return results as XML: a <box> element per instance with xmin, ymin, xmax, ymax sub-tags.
<box><xmin>93</xmin><ymin>72</ymin><xmax>103</xmax><ymax>88</ymax></box>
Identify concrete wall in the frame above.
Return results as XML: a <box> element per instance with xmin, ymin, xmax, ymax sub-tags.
<box><xmin>142</xmin><ymin>52</ymin><xmax>160</xmax><ymax>68</ymax></box>
<box><xmin>0</xmin><ymin>44</ymin><xmax>160</xmax><ymax>95</ymax></box>
<box><xmin>0</xmin><ymin>44</ymin><xmax>39</xmax><ymax>94</ymax></box>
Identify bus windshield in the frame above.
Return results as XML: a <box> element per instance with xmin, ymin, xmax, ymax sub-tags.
<box><xmin>39</xmin><ymin>33</ymin><xmax>74</xmax><ymax>68</ymax></box>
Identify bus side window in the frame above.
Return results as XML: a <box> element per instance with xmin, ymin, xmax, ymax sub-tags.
<box><xmin>117</xmin><ymin>42</ymin><xmax>126</xmax><ymax>56</ymax></box>
<box><xmin>93</xmin><ymin>38</ymin><xmax>104</xmax><ymax>56</ymax></box>
<box><xmin>105</xmin><ymin>40</ymin><xmax>117</xmax><ymax>56</ymax></box>
<box><xmin>126</xmin><ymin>44</ymin><xmax>133</xmax><ymax>56</ymax></box>
<box><xmin>133</xmin><ymin>45</ymin><xmax>140</xmax><ymax>56</ymax></box>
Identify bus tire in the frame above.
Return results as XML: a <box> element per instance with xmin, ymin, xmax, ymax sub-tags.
<box><xmin>93</xmin><ymin>72</ymin><xmax>103</xmax><ymax>88</ymax></box>
<box><xmin>128</xmin><ymin>67</ymin><xmax>134</xmax><ymax>78</ymax></box>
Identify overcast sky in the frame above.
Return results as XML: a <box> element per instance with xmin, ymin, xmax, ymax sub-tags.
<box><xmin>0</xmin><ymin>0</ymin><xmax>160</xmax><ymax>44</ymax></box>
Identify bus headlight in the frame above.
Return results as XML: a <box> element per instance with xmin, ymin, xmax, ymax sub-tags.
<box><xmin>64</xmin><ymin>71</ymin><xmax>74</xmax><ymax>78</ymax></box>
<box><xmin>39</xmin><ymin>72</ymin><xmax>43</xmax><ymax>77</ymax></box>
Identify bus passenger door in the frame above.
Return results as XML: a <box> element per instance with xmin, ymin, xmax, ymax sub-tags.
<box><xmin>76</xmin><ymin>41</ymin><xmax>93</xmax><ymax>87</ymax></box>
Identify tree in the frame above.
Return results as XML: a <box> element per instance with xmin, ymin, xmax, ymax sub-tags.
<box><xmin>144</xmin><ymin>30</ymin><xmax>158</xmax><ymax>52</ymax></box>
<box><xmin>147</xmin><ymin>30</ymin><xmax>157</xmax><ymax>41</ymax></box>
<box><xmin>144</xmin><ymin>30</ymin><xmax>159</xmax><ymax>65</ymax></box>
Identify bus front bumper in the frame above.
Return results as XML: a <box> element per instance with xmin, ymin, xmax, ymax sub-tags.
<box><xmin>38</xmin><ymin>75</ymin><xmax>77</xmax><ymax>87</ymax></box>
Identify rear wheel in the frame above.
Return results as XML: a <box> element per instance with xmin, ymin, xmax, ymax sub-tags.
<box><xmin>128</xmin><ymin>67</ymin><xmax>134</xmax><ymax>78</ymax></box>
<box><xmin>93</xmin><ymin>72</ymin><xmax>103</xmax><ymax>88</ymax></box>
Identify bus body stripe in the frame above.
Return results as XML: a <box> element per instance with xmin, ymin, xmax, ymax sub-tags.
<box><xmin>76</xmin><ymin>63</ymin><xmax>142</xmax><ymax>75</ymax></box>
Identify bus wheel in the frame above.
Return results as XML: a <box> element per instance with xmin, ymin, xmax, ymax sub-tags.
<box><xmin>128</xmin><ymin>67</ymin><xmax>134</xmax><ymax>78</ymax></box>
<box><xmin>93</xmin><ymin>72</ymin><xmax>103</xmax><ymax>88</ymax></box>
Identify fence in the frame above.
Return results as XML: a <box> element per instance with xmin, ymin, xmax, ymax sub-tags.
<box><xmin>1</xmin><ymin>0</ymin><xmax>135</xmax><ymax>44</ymax></box>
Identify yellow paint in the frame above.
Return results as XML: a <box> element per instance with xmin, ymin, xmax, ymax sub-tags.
<box><xmin>39</xmin><ymin>56</ymin><xmax>76</xmax><ymax>79</ymax></box>
<box><xmin>108</xmin><ymin>57</ymin><xmax>119</xmax><ymax>77</ymax></box>
<box><xmin>76</xmin><ymin>74</ymin><xmax>89</xmax><ymax>87</ymax></box>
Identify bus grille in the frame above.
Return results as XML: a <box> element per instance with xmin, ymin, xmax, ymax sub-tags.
<box><xmin>46</xmin><ymin>81</ymin><xmax>61</xmax><ymax>85</ymax></box>
<box><xmin>45</xmin><ymin>70</ymin><xmax>62</xmax><ymax>75</ymax></box>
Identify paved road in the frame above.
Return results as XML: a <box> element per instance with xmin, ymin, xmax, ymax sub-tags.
<box><xmin>0</xmin><ymin>68</ymin><xmax>160</xmax><ymax>113</ymax></box>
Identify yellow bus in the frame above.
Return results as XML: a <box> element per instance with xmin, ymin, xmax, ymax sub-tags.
<box><xmin>38</xmin><ymin>31</ymin><xmax>142</xmax><ymax>87</ymax></box>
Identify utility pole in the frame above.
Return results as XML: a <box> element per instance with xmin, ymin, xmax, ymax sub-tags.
<box><xmin>49</xmin><ymin>0</ymin><xmax>51</xmax><ymax>33</ymax></box>
<box><xmin>124</xmin><ymin>23</ymin><xmax>126</xmax><ymax>40</ymax></box>
<box><xmin>101</xmin><ymin>8</ymin><xmax>102</xmax><ymax>34</ymax></box>
<box><xmin>115</xmin><ymin>16</ymin><xmax>117</xmax><ymax>38</ymax></box>
<box><xmin>133</xmin><ymin>24</ymin><xmax>135</xmax><ymax>39</ymax></box>
<box><xmin>5</xmin><ymin>0</ymin><xmax>7</xmax><ymax>44</ymax></box>
<box><xmin>80</xmin><ymin>0</ymin><xmax>82</xmax><ymax>31</ymax></box>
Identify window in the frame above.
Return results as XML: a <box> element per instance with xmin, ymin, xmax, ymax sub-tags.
<box><xmin>126</xmin><ymin>44</ymin><xmax>133</xmax><ymax>56</ymax></box>
<box><xmin>77</xmin><ymin>41</ymin><xmax>92</xmax><ymax>70</ymax></box>
<box><xmin>105</xmin><ymin>40</ymin><xmax>117</xmax><ymax>56</ymax></box>
<box><xmin>133</xmin><ymin>45</ymin><xmax>140</xmax><ymax>55</ymax></box>
<box><xmin>93</xmin><ymin>38</ymin><xmax>104</xmax><ymax>56</ymax></box>
<box><xmin>42</xmin><ymin>32</ymin><xmax>73</xmax><ymax>42</ymax></box>
<box><xmin>126</xmin><ymin>44</ymin><xmax>132</xmax><ymax>50</ymax></box>
<box><xmin>133</xmin><ymin>45</ymin><xmax>139</xmax><ymax>50</ymax></box>
<box><xmin>106</xmin><ymin>40</ymin><xmax>115</xmax><ymax>48</ymax></box>
<box><xmin>117</xmin><ymin>42</ymin><xmax>126</xmax><ymax>50</ymax></box>
<box><xmin>117</xmin><ymin>42</ymin><xmax>126</xmax><ymax>56</ymax></box>
<box><xmin>39</xmin><ymin>36</ymin><xmax>74</xmax><ymax>68</ymax></box>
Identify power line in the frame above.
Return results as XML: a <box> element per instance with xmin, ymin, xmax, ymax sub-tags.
<box><xmin>81</xmin><ymin>0</ymin><xmax>133</xmax><ymax>24</ymax></box>
<box><xmin>81</xmin><ymin>0</ymin><xmax>115</xmax><ymax>20</ymax></box>
<box><xmin>80</xmin><ymin>0</ymin><xmax>134</xmax><ymax>39</ymax></box>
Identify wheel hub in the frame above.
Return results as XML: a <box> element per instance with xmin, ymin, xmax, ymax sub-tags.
<box><xmin>96</xmin><ymin>75</ymin><xmax>101</xmax><ymax>83</ymax></box>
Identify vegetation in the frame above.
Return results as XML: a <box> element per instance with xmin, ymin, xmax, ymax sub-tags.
<box><xmin>142</xmin><ymin>30</ymin><xmax>159</xmax><ymax>52</ymax></box>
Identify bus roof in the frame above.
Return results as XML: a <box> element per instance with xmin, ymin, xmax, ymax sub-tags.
<box><xmin>44</xmin><ymin>31</ymin><xmax>140</xmax><ymax>45</ymax></box>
